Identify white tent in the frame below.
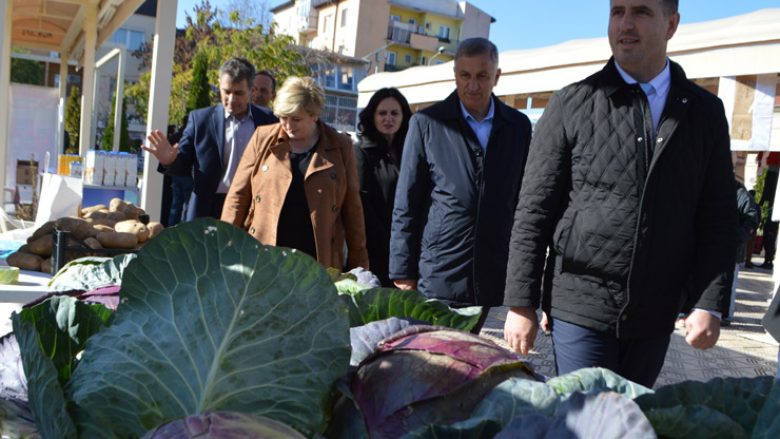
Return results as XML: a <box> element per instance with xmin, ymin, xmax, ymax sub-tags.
<box><xmin>0</xmin><ymin>0</ymin><xmax>177</xmax><ymax>221</ymax></box>
<box><xmin>358</xmin><ymin>8</ymin><xmax>780</xmax><ymax>108</ymax></box>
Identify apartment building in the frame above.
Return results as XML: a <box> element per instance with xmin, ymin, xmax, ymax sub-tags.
<box><xmin>273</xmin><ymin>0</ymin><xmax>494</xmax><ymax>72</ymax></box>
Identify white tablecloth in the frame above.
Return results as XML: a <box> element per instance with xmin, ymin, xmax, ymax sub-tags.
<box><xmin>0</xmin><ymin>270</ymin><xmax>52</xmax><ymax>335</ymax></box>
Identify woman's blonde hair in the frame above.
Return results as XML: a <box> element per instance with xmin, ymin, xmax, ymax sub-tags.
<box><xmin>273</xmin><ymin>76</ymin><xmax>325</xmax><ymax>118</ymax></box>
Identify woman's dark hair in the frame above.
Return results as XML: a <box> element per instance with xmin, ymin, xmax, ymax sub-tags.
<box><xmin>358</xmin><ymin>87</ymin><xmax>413</xmax><ymax>152</ymax></box>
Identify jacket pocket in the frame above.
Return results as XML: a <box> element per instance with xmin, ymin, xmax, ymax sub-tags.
<box><xmin>554</xmin><ymin>210</ymin><xmax>578</xmax><ymax>273</ymax></box>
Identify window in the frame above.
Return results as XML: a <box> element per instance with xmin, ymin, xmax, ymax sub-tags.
<box><xmin>408</xmin><ymin>18</ymin><xmax>416</xmax><ymax>25</ymax></box>
<box><xmin>338</xmin><ymin>65</ymin><xmax>354</xmax><ymax>90</ymax></box>
<box><xmin>404</xmin><ymin>54</ymin><xmax>412</xmax><ymax>64</ymax></box>
<box><xmin>341</xmin><ymin>8</ymin><xmax>348</xmax><ymax>27</ymax></box>
<box><xmin>438</xmin><ymin>25</ymin><xmax>450</xmax><ymax>40</ymax></box>
<box><xmin>321</xmin><ymin>94</ymin><xmax>359</xmax><ymax>133</ymax></box>
<box><xmin>110</xmin><ymin>28</ymin><xmax>146</xmax><ymax>51</ymax></box>
<box><xmin>390</xmin><ymin>15</ymin><xmax>401</xmax><ymax>22</ymax></box>
<box><xmin>322</xmin><ymin>14</ymin><xmax>332</xmax><ymax>33</ymax></box>
<box><xmin>421</xmin><ymin>56</ymin><xmax>427</xmax><ymax>65</ymax></box>
<box><xmin>386</xmin><ymin>51</ymin><xmax>396</xmax><ymax>66</ymax></box>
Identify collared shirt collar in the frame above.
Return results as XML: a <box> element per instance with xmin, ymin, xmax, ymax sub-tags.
<box><xmin>224</xmin><ymin>105</ymin><xmax>253</xmax><ymax>122</ymax></box>
<box><xmin>459</xmin><ymin>98</ymin><xmax>495</xmax><ymax>124</ymax></box>
<box><xmin>459</xmin><ymin>97</ymin><xmax>495</xmax><ymax>151</ymax></box>
<box><xmin>614</xmin><ymin>58</ymin><xmax>671</xmax><ymax>97</ymax></box>
<box><xmin>615</xmin><ymin>59</ymin><xmax>671</xmax><ymax>135</ymax></box>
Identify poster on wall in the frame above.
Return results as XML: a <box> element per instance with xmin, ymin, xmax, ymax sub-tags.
<box><xmin>718</xmin><ymin>74</ymin><xmax>778</xmax><ymax>151</ymax></box>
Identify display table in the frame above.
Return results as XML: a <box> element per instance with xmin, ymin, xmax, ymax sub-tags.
<box><xmin>0</xmin><ymin>270</ymin><xmax>52</xmax><ymax>303</ymax></box>
<box><xmin>0</xmin><ymin>270</ymin><xmax>51</xmax><ymax>335</ymax></box>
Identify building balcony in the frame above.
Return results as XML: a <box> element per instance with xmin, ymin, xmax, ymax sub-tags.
<box><xmin>410</xmin><ymin>32</ymin><xmax>440</xmax><ymax>53</ymax></box>
<box><xmin>297</xmin><ymin>9</ymin><xmax>319</xmax><ymax>34</ymax></box>
<box><xmin>387</xmin><ymin>21</ymin><xmax>441</xmax><ymax>53</ymax></box>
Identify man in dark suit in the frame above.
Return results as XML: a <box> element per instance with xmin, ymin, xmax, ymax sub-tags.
<box><xmin>389</xmin><ymin>38</ymin><xmax>532</xmax><ymax>333</ymax></box>
<box><xmin>144</xmin><ymin>57</ymin><xmax>277</xmax><ymax>220</ymax></box>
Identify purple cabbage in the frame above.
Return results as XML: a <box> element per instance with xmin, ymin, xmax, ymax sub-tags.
<box><xmin>349</xmin><ymin>325</ymin><xmax>537</xmax><ymax>438</ymax></box>
<box><xmin>141</xmin><ymin>411</ymin><xmax>305</xmax><ymax>438</ymax></box>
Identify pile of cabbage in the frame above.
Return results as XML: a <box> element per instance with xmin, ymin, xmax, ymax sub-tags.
<box><xmin>1</xmin><ymin>219</ymin><xmax>778</xmax><ymax>438</ymax></box>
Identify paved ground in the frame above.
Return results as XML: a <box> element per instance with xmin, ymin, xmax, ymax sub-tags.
<box><xmin>479</xmin><ymin>257</ymin><xmax>779</xmax><ymax>388</ymax></box>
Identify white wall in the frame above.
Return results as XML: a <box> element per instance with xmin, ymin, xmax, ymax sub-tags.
<box><xmin>7</xmin><ymin>84</ymin><xmax>59</xmax><ymax>189</ymax></box>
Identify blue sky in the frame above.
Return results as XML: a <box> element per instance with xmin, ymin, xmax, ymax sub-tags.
<box><xmin>176</xmin><ymin>1</ymin><xmax>780</xmax><ymax>51</ymax></box>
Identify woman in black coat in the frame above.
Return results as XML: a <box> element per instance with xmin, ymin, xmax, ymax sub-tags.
<box><xmin>353</xmin><ymin>88</ymin><xmax>412</xmax><ymax>286</ymax></box>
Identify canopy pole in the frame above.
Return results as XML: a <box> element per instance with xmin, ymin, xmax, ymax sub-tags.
<box><xmin>0</xmin><ymin>0</ymin><xmax>13</xmax><ymax>194</ymax></box>
<box><xmin>140</xmin><ymin>0</ymin><xmax>178</xmax><ymax>221</ymax></box>
<box><xmin>78</xmin><ymin>1</ymin><xmax>98</xmax><ymax>157</ymax></box>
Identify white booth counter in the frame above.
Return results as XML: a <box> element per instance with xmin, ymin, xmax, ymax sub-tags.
<box><xmin>0</xmin><ymin>270</ymin><xmax>51</xmax><ymax>336</ymax></box>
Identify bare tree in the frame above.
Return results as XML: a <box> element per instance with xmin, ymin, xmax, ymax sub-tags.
<box><xmin>218</xmin><ymin>0</ymin><xmax>273</xmax><ymax>30</ymax></box>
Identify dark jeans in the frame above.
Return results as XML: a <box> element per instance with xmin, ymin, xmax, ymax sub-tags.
<box><xmin>551</xmin><ymin>318</ymin><xmax>671</xmax><ymax>388</ymax></box>
<box><xmin>168</xmin><ymin>175</ymin><xmax>193</xmax><ymax>226</ymax></box>
<box><xmin>764</xmin><ymin>221</ymin><xmax>779</xmax><ymax>263</ymax></box>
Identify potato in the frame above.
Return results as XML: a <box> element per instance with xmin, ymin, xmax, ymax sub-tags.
<box><xmin>114</xmin><ymin>220</ymin><xmax>150</xmax><ymax>242</ymax></box>
<box><xmin>52</xmin><ymin>216</ymin><xmax>97</xmax><ymax>241</ymax></box>
<box><xmin>86</xmin><ymin>218</ymin><xmax>115</xmax><ymax>228</ymax></box>
<box><xmin>108</xmin><ymin>198</ymin><xmax>125</xmax><ymax>212</ymax></box>
<box><xmin>109</xmin><ymin>198</ymin><xmax>145</xmax><ymax>221</ymax></box>
<box><xmin>7</xmin><ymin>252</ymin><xmax>43</xmax><ymax>271</ymax></box>
<box><xmin>55</xmin><ymin>217</ymin><xmax>85</xmax><ymax>232</ymax></box>
<box><xmin>147</xmin><ymin>222</ymin><xmax>164</xmax><ymax>239</ymax></box>
<box><xmin>105</xmin><ymin>211</ymin><xmax>126</xmax><ymax>224</ymax></box>
<box><xmin>92</xmin><ymin>224</ymin><xmax>114</xmax><ymax>233</ymax></box>
<box><xmin>27</xmin><ymin>235</ymin><xmax>53</xmax><ymax>257</ymax></box>
<box><xmin>28</xmin><ymin>220</ymin><xmax>56</xmax><ymax>243</ymax></box>
<box><xmin>96</xmin><ymin>231</ymin><xmax>138</xmax><ymax>249</ymax></box>
<box><xmin>81</xmin><ymin>204</ymin><xmax>107</xmax><ymax>217</ymax></box>
<box><xmin>84</xmin><ymin>209</ymin><xmax>110</xmax><ymax>220</ymax></box>
<box><xmin>41</xmin><ymin>258</ymin><xmax>53</xmax><ymax>274</ymax></box>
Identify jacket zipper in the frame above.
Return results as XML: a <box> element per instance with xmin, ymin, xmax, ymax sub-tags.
<box><xmin>472</xmin><ymin>144</ymin><xmax>486</xmax><ymax>305</ymax></box>
<box><xmin>618</xmin><ymin>89</ymin><xmax>654</xmax><ymax>337</ymax></box>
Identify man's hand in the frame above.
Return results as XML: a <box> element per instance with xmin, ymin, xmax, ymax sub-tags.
<box><xmin>143</xmin><ymin>130</ymin><xmax>179</xmax><ymax>166</ymax></box>
<box><xmin>393</xmin><ymin>279</ymin><xmax>417</xmax><ymax>290</ymax></box>
<box><xmin>682</xmin><ymin>309</ymin><xmax>720</xmax><ymax>350</ymax></box>
<box><xmin>504</xmin><ymin>306</ymin><xmax>539</xmax><ymax>356</ymax></box>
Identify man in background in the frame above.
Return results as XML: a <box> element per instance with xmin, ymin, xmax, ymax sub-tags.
<box><xmin>252</xmin><ymin>70</ymin><xmax>276</xmax><ymax>109</ymax></box>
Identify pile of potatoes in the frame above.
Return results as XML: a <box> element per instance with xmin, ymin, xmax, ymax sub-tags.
<box><xmin>6</xmin><ymin>198</ymin><xmax>164</xmax><ymax>274</ymax></box>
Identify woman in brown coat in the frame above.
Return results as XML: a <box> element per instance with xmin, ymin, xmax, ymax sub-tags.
<box><xmin>221</xmin><ymin>76</ymin><xmax>368</xmax><ymax>270</ymax></box>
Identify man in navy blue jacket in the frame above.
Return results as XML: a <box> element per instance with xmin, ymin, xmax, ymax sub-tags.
<box><xmin>145</xmin><ymin>57</ymin><xmax>277</xmax><ymax>220</ymax></box>
<box><xmin>389</xmin><ymin>38</ymin><xmax>532</xmax><ymax>329</ymax></box>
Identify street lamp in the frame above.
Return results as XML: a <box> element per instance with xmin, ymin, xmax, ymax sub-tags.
<box><xmin>428</xmin><ymin>46</ymin><xmax>446</xmax><ymax>65</ymax></box>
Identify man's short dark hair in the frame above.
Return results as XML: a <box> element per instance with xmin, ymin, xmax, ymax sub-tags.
<box><xmin>255</xmin><ymin>70</ymin><xmax>276</xmax><ymax>92</ymax></box>
<box><xmin>219</xmin><ymin>57</ymin><xmax>255</xmax><ymax>88</ymax></box>
<box><xmin>455</xmin><ymin>38</ymin><xmax>498</xmax><ymax>66</ymax></box>
<box><xmin>661</xmin><ymin>0</ymin><xmax>678</xmax><ymax>15</ymax></box>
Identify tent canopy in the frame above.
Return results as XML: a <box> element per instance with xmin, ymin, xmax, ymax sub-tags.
<box><xmin>358</xmin><ymin>8</ymin><xmax>780</xmax><ymax>107</ymax></box>
<box><xmin>10</xmin><ymin>0</ymin><xmax>145</xmax><ymax>62</ymax></box>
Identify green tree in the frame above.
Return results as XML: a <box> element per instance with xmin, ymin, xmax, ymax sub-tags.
<box><xmin>64</xmin><ymin>87</ymin><xmax>81</xmax><ymax>153</ymax></box>
<box><xmin>125</xmin><ymin>0</ymin><xmax>308</xmax><ymax>126</ymax></box>
<box><xmin>101</xmin><ymin>92</ymin><xmax>132</xmax><ymax>152</ymax></box>
<box><xmin>187</xmin><ymin>50</ymin><xmax>212</xmax><ymax>113</ymax></box>
<box><xmin>10</xmin><ymin>51</ymin><xmax>44</xmax><ymax>85</ymax></box>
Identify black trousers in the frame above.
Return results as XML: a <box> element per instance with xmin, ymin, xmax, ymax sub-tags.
<box><xmin>551</xmin><ymin>318</ymin><xmax>671</xmax><ymax>388</ymax></box>
<box><xmin>764</xmin><ymin>221</ymin><xmax>779</xmax><ymax>263</ymax></box>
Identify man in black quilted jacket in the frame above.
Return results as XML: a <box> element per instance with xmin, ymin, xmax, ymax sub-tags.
<box><xmin>503</xmin><ymin>0</ymin><xmax>737</xmax><ymax>387</ymax></box>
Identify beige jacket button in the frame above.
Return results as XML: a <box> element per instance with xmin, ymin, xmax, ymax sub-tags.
<box><xmin>254</xmin><ymin>195</ymin><xmax>261</xmax><ymax>203</ymax></box>
<box><xmin>249</xmin><ymin>227</ymin><xmax>255</xmax><ymax>234</ymax></box>
<box><xmin>262</xmin><ymin>165</ymin><xmax>269</xmax><ymax>172</ymax></box>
